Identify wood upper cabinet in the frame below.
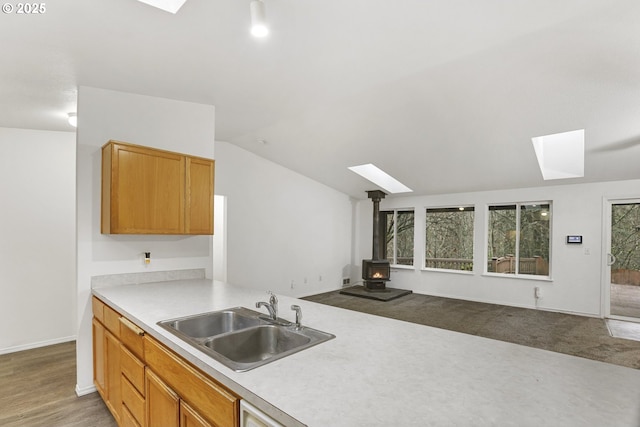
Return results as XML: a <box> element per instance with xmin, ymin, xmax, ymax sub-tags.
<box><xmin>185</xmin><ymin>157</ymin><xmax>215</xmax><ymax>235</ymax></box>
<box><xmin>102</xmin><ymin>140</ymin><xmax>214</xmax><ymax>235</ymax></box>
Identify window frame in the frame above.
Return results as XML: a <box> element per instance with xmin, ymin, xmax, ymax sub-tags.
<box><xmin>381</xmin><ymin>208</ymin><xmax>415</xmax><ymax>268</ymax></box>
<box><xmin>424</xmin><ymin>205</ymin><xmax>475</xmax><ymax>274</ymax></box>
<box><xmin>485</xmin><ymin>201</ymin><xmax>552</xmax><ymax>280</ymax></box>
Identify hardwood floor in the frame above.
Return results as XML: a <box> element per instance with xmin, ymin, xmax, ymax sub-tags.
<box><xmin>0</xmin><ymin>341</ymin><xmax>116</xmax><ymax>427</ymax></box>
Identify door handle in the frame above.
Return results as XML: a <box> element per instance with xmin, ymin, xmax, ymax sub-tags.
<box><xmin>607</xmin><ymin>253</ymin><xmax>617</xmax><ymax>266</ymax></box>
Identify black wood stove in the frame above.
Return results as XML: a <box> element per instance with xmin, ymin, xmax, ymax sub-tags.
<box><xmin>362</xmin><ymin>190</ymin><xmax>391</xmax><ymax>291</ymax></box>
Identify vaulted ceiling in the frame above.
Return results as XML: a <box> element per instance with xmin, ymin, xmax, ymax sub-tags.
<box><xmin>2</xmin><ymin>0</ymin><xmax>640</xmax><ymax>198</ymax></box>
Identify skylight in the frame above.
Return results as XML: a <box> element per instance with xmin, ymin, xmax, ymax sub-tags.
<box><xmin>136</xmin><ymin>0</ymin><xmax>187</xmax><ymax>13</ymax></box>
<box><xmin>531</xmin><ymin>129</ymin><xmax>584</xmax><ymax>180</ymax></box>
<box><xmin>348</xmin><ymin>164</ymin><xmax>413</xmax><ymax>194</ymax></box>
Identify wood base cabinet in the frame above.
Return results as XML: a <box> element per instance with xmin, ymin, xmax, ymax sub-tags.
<box><xmin>145</xmin><ymin>336</ymin><xmax>239</xmax><ymax>427</ymax></box>
<box><xmin>146</xmin><ymin>369</ymin><xmax>179</xmax><ymax>427</ymax></box>
<box><xmin>181</xmin><ymin>400</ymin><xmax>214</xmax><ymax>427</ymax></box>
<box><xmin>145</xmin><ymin>369</ymin><xmax>214</xmax><ymax>427</ymax></box>
<box><xmin>92</xmin><ymin>296</ymin><xmax>239</xmax><ymax>427</ymax></box>
<box><xmin>92</xmin><ymin>297</ymin><xmax>122</xmax><ymax>424</ymax></box>
<box><xmin>101</xmin><ymin>140</ymin><xmax>214</xmax><ymax>235</ymax></box>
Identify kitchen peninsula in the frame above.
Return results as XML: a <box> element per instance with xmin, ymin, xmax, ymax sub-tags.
<box><xmin>93</xmin><ymin>278</ymin><xmax>640</xmax><ymax>426</ymax></box>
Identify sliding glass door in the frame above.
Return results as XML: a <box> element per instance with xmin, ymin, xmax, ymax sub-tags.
<box><xmin>607</xmin><ymin>200</ymin><xmax>640</xmax><ymax>321</ymax></box>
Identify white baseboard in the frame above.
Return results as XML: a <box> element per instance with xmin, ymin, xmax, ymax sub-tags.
<box><xmin>0</xmin><ymin>335</ymin><xmax>76</xmax><ymax>355</ymax></box>
<box><xmin>76</xmin><ymin>383</ymin><xmax>97</xmax><ymax>397</ymax></box>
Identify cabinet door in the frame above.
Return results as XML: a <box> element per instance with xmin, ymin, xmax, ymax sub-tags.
<box><xmin>105</xmin><ymin>142</ymin><xmax>185</xmax><ymax>234</ymax></box>
<box><xmin>181</xmin><ymin>400</ymin><xmax>214</xmax><ymax>427</ymax></box>
<box><xmin>146</xmin><ymin>369</ymin><xmax>180</xmax><ymax>427</ymax></box>
<box><xmin>145</xmin><ymin>336</ymin><xmax>239</xmax><ymax>427</ymax></box>
<box><xmin>185</xmin><ymin>157</ymin><xmax>214</xmax><ymax>235</ymax></box>
<box><xmin>105</xmin><ymin>330</ymin><xmax>122</xmax><ymax>423</ymax></box>
<box><xmin>92</xmin><ymin>318</ymin><xmax>106</xmax><ymax>398</ymax></box>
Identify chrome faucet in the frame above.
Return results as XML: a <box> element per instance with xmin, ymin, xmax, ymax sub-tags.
<box><xmin>256</xmin><ymin>291</ymin><xmax>278</xmax><ymax>320</ymax></box>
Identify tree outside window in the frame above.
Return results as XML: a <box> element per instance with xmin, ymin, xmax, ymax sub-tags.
<box><xmin>611</xmin><ymin>203</ymin><xmax>640</xmax><ymax>272</ymax></box>
<box><xmin>382</xmin><ymin>210</ymin><xmax>414</xmax><ymax>266</ymax></box>
<box><xmin>425</xmin><ymin>207</ymin><xmax>474</xmax><ymax>271</ymax></box>
<box><xmin>487</xmin><ymin>203</ymin><xmax>550</xmax><ymax>276</ymax></box>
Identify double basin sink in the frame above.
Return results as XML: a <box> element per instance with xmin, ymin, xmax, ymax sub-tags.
<box><xmin>158</xmin><ymin>307</ymin><xmax>335</xmax><ymax>372</ymax></box>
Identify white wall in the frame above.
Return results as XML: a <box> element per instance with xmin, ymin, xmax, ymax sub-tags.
<box><xmin>356</xmin><ymin>179</ymin><xmax>640</xmax><ymax>317</ymax></box>
<box><xmin>0</xmin><ymin>127</ymin><xmax>76</xmax><ymax>353</ymax></box>
<box><xmin>76</xmin><ymin>87</ymin><xmax>215</xmax><ymax>394</ymax></box>
<box><xmin>214</xmin><ymin>141</ymin><xmax>353</xmax><ymax>297</ymax></box>
<box><xmin>213</xmin><ymin>194</ymin><xmax>227</xmax><ymax>282</ymax></box>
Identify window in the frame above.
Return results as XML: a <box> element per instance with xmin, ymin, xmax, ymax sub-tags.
<box><xmin>382</xmin><ymin>209</ymin><xmax>414</xmax><ymax>266</ymax></box>
<box><xmin>425</xmin><ymin>206</ymin><xmax>474</xmax><ymax>271</ymax></box>
<box><xmin>487</xmin><ymin>203</ymin><xmax>551</xmax><ymax>277</ymax></box>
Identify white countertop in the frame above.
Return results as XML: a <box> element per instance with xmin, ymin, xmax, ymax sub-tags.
<box><xmin>93</xmin><ymin>279</ymin><xmax>640</xmax><ymax>427</ymax></box>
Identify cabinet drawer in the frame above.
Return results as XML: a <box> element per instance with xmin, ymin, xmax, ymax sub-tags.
<box><xmin>92</xmin><ymin>297</ymin><xmax>104</xmax><ymax>323</ymax></box>
<box><xmin>121</xmin><ymin>405</ymin><xmax>141</xmax><ymax>427</ymax></box>
<box><xmin>122</xmin><ymin>375</ymin><xmax>145</xmax><ymax>426</ymax></box>
<box><xmin>121</xmin><ymin>345</ymin><xmax>145</xmax><ymax>396</ymax></box>
<box><xmin>120</xmin><ymin>317</ymin><xmax>145</xmax><ymax>359</ymax></box>
<box><xmin>145</xmin><ymin>336</ymin><xmax>239</xmax><ymax>427</ymax></box>
<box><xmin>104</xmin><ymin>305</ymin><xmax>121</xmax><ymax>338</ymax></box>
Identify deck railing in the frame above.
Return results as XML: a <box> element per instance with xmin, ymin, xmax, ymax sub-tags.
<box><xmin>488</xmin><ymin>255</ymin><xmax>548</xmax><ymax>275</ymax></box>
<box><xmin>394</xmin><ymin>255</ymin><xmax>549</xmax><ymax>275</ymax></box>
<box><xmin>611</xmin><ymin>268</ymin><xmax>640</xmax><ymax>286</ymax></box>
<box><xmin>425</xmin><ymin>258</ymin><xmax>473</xmax><ymax>271</ymax></box>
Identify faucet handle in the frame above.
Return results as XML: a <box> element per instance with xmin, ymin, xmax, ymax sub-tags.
<box><xmin>291</xmin><ymin>305</ymin><xmax>302</xmax><ymax>329</ymax></box>
<box><xmin>267</xmin><ymin>290</ymin><xmax>278</xmax><ymax>305</ymax></box>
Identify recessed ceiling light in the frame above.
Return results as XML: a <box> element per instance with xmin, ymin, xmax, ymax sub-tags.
<box><xmin>531</xmin><ymin>129</ymin><xmax>584</xmax><ymax>180</ymax></box>
<box><xmin>136</xmin><ymin>0</ymin><xmax>187</xmax><ymax>14</ymax></box>
<box><xmin>250</xmin><ymin>0</ymin><xmax>269</xmax><ymax>37</ymax></box>
<box><xmin>348</xmin><ymin>164</ymin><xmax>413</xmax><ymax>194</ymax></box>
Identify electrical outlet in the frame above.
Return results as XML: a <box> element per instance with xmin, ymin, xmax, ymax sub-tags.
<box><xmin>342</xmin><ymin>278</ymin><xmax>350</xmax><ymax>286</ymax></box>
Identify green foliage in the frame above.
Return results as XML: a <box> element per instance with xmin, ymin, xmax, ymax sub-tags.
<box><xmin>487</xmin><ymin>204</ymin><xmax>549</xmax><ymax>260</ymax></box>
<box><xmin>612</xmin><ymin>203</ymin><xmax>640</xmax><ymax>270</ymax></box>
<box><xmin>383</xmin><ymin>210</ymin><xmax>414</xmax><ymax>265</ymax></box>
<box><xmin>426</xmin><ymin>209</ymin><xmax>474</xmax><ymax>260</ymax></box>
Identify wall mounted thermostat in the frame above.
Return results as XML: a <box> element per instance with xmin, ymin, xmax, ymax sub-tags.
<box><xmin>566</xmin><ymin>235</ymin><xmax>582</xmax><ymax>244</ymax></box>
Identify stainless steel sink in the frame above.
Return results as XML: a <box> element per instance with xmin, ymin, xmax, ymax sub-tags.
<box><xmin>158</xmin><ymin>307</ymin><xmax>335</xmax><ymax>372</ymax></box>
<box><xmin>158</xmin><ymin>307</ymin><xmax>266</xmax><ymax>339</ymax></box>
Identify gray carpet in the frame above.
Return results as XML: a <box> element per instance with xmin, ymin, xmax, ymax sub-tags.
<box><xmin>302</xmin><ymin>289</ymin><xmax>640</xmax><ymax>370</ymax></box>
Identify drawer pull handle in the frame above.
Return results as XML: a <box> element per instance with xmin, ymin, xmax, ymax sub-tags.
<box><xmin>120</xmin><ymin>317</ymin><xmax>145</xmax><ymax>336</ymax></box>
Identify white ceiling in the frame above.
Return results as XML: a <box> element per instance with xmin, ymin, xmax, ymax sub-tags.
<box><xmin>2</xmin><ymin>0</ymin><xmax>640</xmax><ymax>198</ymax></box>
